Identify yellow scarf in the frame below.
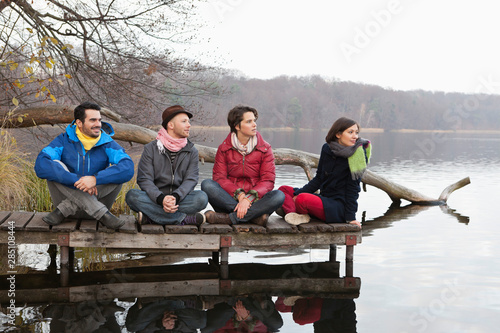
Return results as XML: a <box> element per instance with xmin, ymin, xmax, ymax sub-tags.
<box><xmin>76</xmin><ymin>126</ymin><xmax>101</xmax><ymax>151</ymax></box>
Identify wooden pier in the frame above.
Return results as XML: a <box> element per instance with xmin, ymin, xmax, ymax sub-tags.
<box><xmin>0</xmin><ymin>262</ymin><xmax>361</xmax><ymax>304</ymax></box>
<box><xmin>0</xmin><ymin>211</ymin><xmax>361</xmax><ymax>282</ymax></box>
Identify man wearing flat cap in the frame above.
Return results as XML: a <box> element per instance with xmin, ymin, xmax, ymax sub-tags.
<box><xmin>126</xmin><ymin>105</ymin><xmax>208</xmax><ymax>225</ymax></box>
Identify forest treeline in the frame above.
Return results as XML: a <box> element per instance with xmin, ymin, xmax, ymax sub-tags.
<box><xmin>188</xmin><ymin>74</ymin><xmax>500</xmax><ymax>131</ymax></box>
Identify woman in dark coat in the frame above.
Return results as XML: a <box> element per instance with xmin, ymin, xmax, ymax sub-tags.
<box><xmin>278</xmin><ymin>117</ymin><xmax>371</xmax><ymax>227</ymax></box>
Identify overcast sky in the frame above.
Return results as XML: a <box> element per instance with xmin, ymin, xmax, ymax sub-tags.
<box><xmin>185</xmin><ymin>0</ymin><xmax>500</xmax><ymax>94</ymax></box>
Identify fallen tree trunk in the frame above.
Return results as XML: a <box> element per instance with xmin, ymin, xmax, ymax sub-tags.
<box><xmin>2</xmin><ymin>109</ymin><xmax>470</xmax><ymax>205</ymax></box>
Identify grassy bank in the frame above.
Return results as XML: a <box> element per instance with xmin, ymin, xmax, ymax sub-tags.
<box><xmin>0</xmin><ymin>129</ymin><xmax>136</xmax><ymax>214</ymax></box>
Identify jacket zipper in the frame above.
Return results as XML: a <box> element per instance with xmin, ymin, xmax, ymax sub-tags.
<box><xmin>242</xmin><ymin>154</ymin><xmax>246</xmax><ymax>189</ymax></box>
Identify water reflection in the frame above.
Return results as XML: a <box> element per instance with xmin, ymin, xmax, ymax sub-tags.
<box><xmin>276</xmin><ymin>297</ymin><xmax>356</xmax><ymax>333</ymax></box>
<box><xmin>1</xmin><ymin>262</ymin><xmax>360</xmax><ymax>332</ymax></box>
<box><xmin>361</xmin><ymin>203</ymin><xmax>469</xmax><ymax>237</ymax></box>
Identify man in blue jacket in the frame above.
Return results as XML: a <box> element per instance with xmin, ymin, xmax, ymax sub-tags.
<box><xmin>34</xmin><ymin>102</ymin><xmax>134</xmax><ymax>229</ymax></box>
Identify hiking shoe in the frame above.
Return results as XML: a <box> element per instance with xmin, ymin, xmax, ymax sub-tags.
<box><xmin>181</xmin><ymin>212</ymin><xmax>206</xmax><ymax>226</ymax></box>
<box><xmin>205</xmin><ymin>210</ymin><xmax>232</xmax><ymax>225</ymax></box>
<box><xmin>251</xmin><ymin>214</ymin><xmax>269</xmax><ymax>226</ymax></box>
<box><xmin>137</xmin><ymin>212</ymin><xmax>153</xmax><ymax>225</ymax></box>
<box><xmin>284</xmin><ymin>212</ymin><xmax>311</xmax><ymax>225</ymax></box>
<box><xmin>99</xmin><ymin>211</ymin><xmax>125</xmax><ymax>229</ymax></box>
<box><xmin>275</xmin><ymin>207</ymin><xmax>285</xmax><ymax>217</ymax></box>
<box><xmin>42</xmin><ymin>208</ymin><xmax>65</xmax><ymax>225</ymax></box>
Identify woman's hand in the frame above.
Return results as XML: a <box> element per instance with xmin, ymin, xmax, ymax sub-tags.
<box><xmin>233</xmin><ymin>300</ymin><xmax>250</xmax><ymax>321</ymax></box>
<box><xmin>235</xmin><ymin>193</ymin><xmax>250</xmax><ymax>219</ymax></box>
<box><xmin>349</xmin><ymin>220</ymin><xmax>361</xmax><ymax>227</ymax></box>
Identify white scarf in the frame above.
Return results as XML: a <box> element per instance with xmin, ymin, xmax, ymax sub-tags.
<box><xmin>231</xmin><ymin>132</ymin><xmax>257</xmax><ymax>156</ymax></box>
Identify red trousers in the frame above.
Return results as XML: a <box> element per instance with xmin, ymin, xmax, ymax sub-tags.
<box><xmin>278</xmin><ymin>185</ymin><xmax>326</xmax><ymax>221</ymax></box>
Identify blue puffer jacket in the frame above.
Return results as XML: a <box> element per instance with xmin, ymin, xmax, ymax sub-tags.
<box><xmin>34</xmin><ymin>121</ymin><xmax>134</xmax><ymax>188</ymax></box>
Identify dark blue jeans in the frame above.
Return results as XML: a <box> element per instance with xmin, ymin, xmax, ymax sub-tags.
<box><xmin>201</xmin><ymin>179</ymin><xmax>285</xmax><ymax>224</ymax></box>
<box><xmin>126</xmin><ymin>189</ymin><xmax>208</xmax><ymax>225</ymax></box>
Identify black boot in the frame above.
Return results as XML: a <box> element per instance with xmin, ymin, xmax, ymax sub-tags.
<box><xmin>42</xmin><ymin>208</ymin><xmax>65</xmax><ymax>225</ymax></box>
<box><xmin>98</xmin><ymin>211</ymin><xmax>125</xmax><ymax>229</ymax></box>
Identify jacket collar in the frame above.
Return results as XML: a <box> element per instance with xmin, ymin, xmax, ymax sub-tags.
<box><xmin>66</xmin><ymin>120</ymin><xmax>115</xmax><ymax>147</ymax></box>
<box><xmin>219</xmin><ymin>131</ymin><xmax>270</xmax><ymax>153</ymax></box>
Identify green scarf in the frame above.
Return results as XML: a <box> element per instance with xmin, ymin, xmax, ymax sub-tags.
<box><xmin>328</xmin><ymin>138</ymin><xmax>372</xmax><ymax>180</ymax></box>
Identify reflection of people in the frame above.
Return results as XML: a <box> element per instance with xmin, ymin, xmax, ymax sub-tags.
<box><xmin>126</xmin><ymin>105</ymin><xmax>208</xmax><ymax>225</ymax></box>
<box><xmin>201</xmin><ymin>105</ymin><xmax>285</xmax><ymax>226</ymax></box>
<box><xmin>125</xmin><ymin>298</ymin><xmax>206</xmax><ymax>332</ymax></box>
<box><xmin>35</xmin><ymin>102</ymin><xmax>134</xmax><ymax>229</ymax></box>
<box><xmin>202</xmin><ymin>296</ymin><xmax>283</xmax><ymax>333</ymax></box>
<box><xmin>278</xmin><ymin>117</ymin><xmax>371</xmax><ymax>227</ymax></box>
<box><xmin>276</xmin><ymin>297</ymin><xmax>357</xmax><ymax>333</ymax></box>
<box><xmin>43</xmin><ymin>300</ymin><xmax>124</xmax><ymax>333</ymax></box>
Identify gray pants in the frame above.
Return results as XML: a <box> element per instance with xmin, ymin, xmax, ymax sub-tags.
<box><xmin>47</xmin><ymin>181</ymin><xmax>122</xmax><ymax>220</ymax></box>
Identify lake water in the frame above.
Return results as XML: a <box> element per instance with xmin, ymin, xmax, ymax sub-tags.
<box><xmin>2</xmin><ymin>130</ymin><xmax>500</xmax><ymax>332</ymax></box>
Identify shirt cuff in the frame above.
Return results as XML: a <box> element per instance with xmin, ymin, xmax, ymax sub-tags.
<box><xmin>172</xmin><ymin>193</ymin><xmax>180</xmax><ymax>205</ymax></box>
<box><xmin>156</xmin><ymin>193</ymin><xmax>166</xmax><ymax>205</ymax></box>
<box><xmin>234</xmin><ymin>188</ymin><xmax>245</xmax><ymax>201</ymax></box>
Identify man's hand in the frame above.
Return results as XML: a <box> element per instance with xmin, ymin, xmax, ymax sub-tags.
<box><xmin>74</xmin><ymin>176</ymin><xmax>97</xmax><ymax>195</ymax></box>
<box><xmin>162</xmin><ymin>311</ymin><xmax>177</xmax><ymax>329</ymax></box>
<box><xmin>163</xmin><ymin>195</ymin><xmax>179</xmax><ymax>213</ymax></box>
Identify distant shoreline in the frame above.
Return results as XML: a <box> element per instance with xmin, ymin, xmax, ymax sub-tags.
<box><xmin>191</xmin><ymin>126</ymin><xmax>500</xmax><ymax>134</ymax></box>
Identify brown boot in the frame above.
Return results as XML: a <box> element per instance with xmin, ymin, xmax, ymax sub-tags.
<box><xmin>205</xmin><ymin>210</ymin><xmax>232</xmax><ymax>225</ymax></box>
<box><xmin>251</xmin><ymin>214</ymin><xmax>269</xmax><ymax>227</ymax></box>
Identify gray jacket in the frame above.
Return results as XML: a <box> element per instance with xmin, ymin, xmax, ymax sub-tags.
<box><xmin>137</xmin><ymin>140</ymin><xmax>199</xmax><ymax>204</ymax></box>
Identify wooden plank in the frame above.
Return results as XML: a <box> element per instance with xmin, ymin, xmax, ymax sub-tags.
<box><xmin>69</xmin><ymin>279</ymin><xmax>220</xmax><ymax>302</ymax></box>
<box><xmin>231</xmin><ymin>232</ymin><xmax>362</xmax><ymax>247</ymax></box>
<box><xmin>96</xmin><ymin>220</ymin><xmax>117</xmax><ymax>233</ymax></box>
<box><xmin>224</xmin><ymin>277</ymin><xmax>360</xmax><ymax>297</ymax></box>
<box><xmin>0</xmin><ymin>211</ymin><xmax>11</xmax><ymax>225</ymax></box>
<box><xmin>51</xmin><ymin>219</ymin><xmax>79</xmax><ymax>232</ymax></box>
<box><xmin>1</xmin><ymin>231</ymin><xmax>60</xmax><ymax>244</ymax></box>
<box><xmin>117</xmin><ymin>215</ymin><xmax>138</xmax><ymax>234</ymax></box>
<box><xmin>140</xmin><ymin>224</ymin><xmax>165</xmax><ymax>234</ymax></box>
<box><xmin>228</xmin><ymin>262</ymin><xmax>340</xmax><ymax>280</ymax></box>
<box><xmin>299</xmin><ymin>221</ymin><xmax>334</xmax><ymax>233</ymax></box>
<box><xmin>24</xmin><ymin>213</ymin><xmax>51</xmax><ymax>232</ymax></box>
<box><xmin>233</xmin><ymin>223</ymin><xmax>266</xmax><ymax>234</ymax></box>
<box><xmin>69</xmin><ymin>232</ymin><xmax>221</xmax><ymax>250</ymax></box>
<box><xmin>0</xmin><ymin>288</ymin><xmax>68</xmax><ymax>304</ymax></box>
<box><xmin>79</xmin><ymin>219</ymin><xmax>97</xmax><ymax>232</ymax></box>
<box><xmin>0</xmin><ymin>211</ymin><xmax>34</xmax><ymax>230</ymax></box>
<box><xmin>266</xmin><ymin>216</ymin><xmax>298</xmax><ymax>234</ymax></box>
<box><xmin>200</xmin><ymin>224</ymin><xmax>232</xmax><ymax>234</ymax></box>
<box><xmin>164</xmin><ymin>224</ymin><xmax>198</xmax><ymax>234</ymax></box>
<box><xmin>328</xmin><ymin>223</ymin><xmax>361</xmax><ymax>232</ymax></box>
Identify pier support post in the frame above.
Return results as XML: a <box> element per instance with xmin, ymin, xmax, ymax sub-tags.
<box><xmin>212</xmin><ymin>251</ymin><xmax>220</xmax><ymax>265</ymax></box>
<box><xmin>329</xmin><ymin>244</ymin><xmax>337</xmax><ymax>262</ymax></box>
<box><xmin>58</xmin><ymin>234</ymin><xmax>70</xmax><ymax>287</ymax></box>
<box><xmin>220</xmin><ymin>236</ymin><xmax>232</xmax><ymax>280</ymax></box>
<box><xmin>345</xmin><ymin>235</ymin><xmax>356</xmax><ymax>277</ymax></box>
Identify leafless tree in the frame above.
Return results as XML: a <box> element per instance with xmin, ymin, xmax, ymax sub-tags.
<box><xmin>1</xmin><ymin>0</ymin><xmax>223</xmax><ymax>125</ymax></box>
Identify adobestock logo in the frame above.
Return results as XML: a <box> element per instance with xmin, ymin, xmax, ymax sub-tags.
<box><xmin>409</xmin><ymin>278</ymin><xmax>461</xmax><ymax>332</ymax></box>
<box><xmin>210</xmin><ymin>0</ymin><xmax>244</xmax><ymax>20</ymax></box>
<box><xmin>340</xmin><ymin>0</ymin><xmax>403</xmax><ymax>64</ymax></box>
<box><xmin>409</xmin><ymin>75</ymin><xmax>500</xmax><ymax>160</ymax></box>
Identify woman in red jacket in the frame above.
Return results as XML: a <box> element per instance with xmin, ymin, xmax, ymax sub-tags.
<box><xmin>202</xmin><ymin>105</ymin><xmax>285</xmax><ymax>226</ymax></box>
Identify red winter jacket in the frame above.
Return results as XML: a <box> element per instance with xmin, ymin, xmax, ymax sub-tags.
<box><xmin>213</xmin><ymin>132</ymin><xmax>276</xmax><ymax>200</ymax></box>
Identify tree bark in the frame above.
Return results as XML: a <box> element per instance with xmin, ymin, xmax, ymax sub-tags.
<box><xmin>2</xmin><ymin>108</ymin><xmax>470</xmax><ymax>205</ymax></box>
